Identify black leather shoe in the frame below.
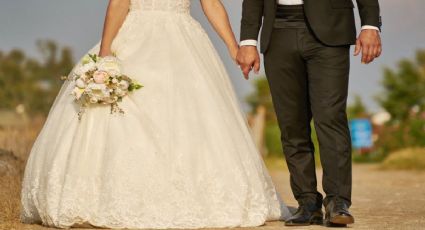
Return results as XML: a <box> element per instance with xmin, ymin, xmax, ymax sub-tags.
<box><xmin>285</xmin><ymin>205</ymin><xmax>323</xmax><ymax>226</ymax></box>
<box><xmin>325</xmin><ymin>199</ymin><xmax>355</xmax><ymax>227</ymax></box>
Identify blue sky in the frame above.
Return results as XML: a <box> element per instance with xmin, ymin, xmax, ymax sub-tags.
<box><xmin>1</xmin><ymin>0</ymin><xmax>424</xmax><ymax>112</ymax></box>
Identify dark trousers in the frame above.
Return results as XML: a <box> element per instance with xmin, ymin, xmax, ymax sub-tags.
<box><xmin>264</xmin><ymin>5</ymin><xmax>352</xmax><ymax>209</ymax></box>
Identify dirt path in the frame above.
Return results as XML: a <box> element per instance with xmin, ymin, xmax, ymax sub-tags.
<box><xmin>4</xmin><ymin>164</ymin><xmax>425</xmax><ymax>230</ymax></box>
<box><xmin>268</xmin><ymin>164</ymin><xmax>425</xmax><ymax>230</ymax></box>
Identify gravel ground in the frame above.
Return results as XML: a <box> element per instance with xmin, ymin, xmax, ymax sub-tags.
<box><xmin>4</xmin><ymin>164</ymin><xmax>425</xmax><ymax>230</ymax></box>
<box><xmin>268</xmin><ymin>164</ymin><xmax>425</xmax><ymax>230</ymax></box>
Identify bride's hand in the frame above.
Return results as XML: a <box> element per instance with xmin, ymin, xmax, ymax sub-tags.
<box><xmin>229</xmin><ymin>45</ymin><xmax>239</xmax><ymax>64</ymax></box>
<box><xmin>99</xmin><ymin>48</ymin><xmax>113</xmax><ymax>57</ymax></box>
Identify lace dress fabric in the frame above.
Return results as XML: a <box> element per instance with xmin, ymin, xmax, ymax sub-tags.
<box><xmin>20</xmin><ymin>0</ymin><xmax>291</xmax><ymax>228</ymax></box>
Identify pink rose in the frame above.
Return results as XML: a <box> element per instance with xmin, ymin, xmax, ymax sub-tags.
<box><xmin>93</xmin><ymin>71</ymin><xmax>108</xmax><ymax>84</ymax></box>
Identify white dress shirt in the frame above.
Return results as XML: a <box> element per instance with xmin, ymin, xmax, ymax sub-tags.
<box><xmin>240</xmin><ymin>0</ymin><xmax>379</xmax><ymax>46</ymax></box>
<box><xmin>278</xmin><ymin>0</ymin><xmax>303</xmax><ymax>4</ymax></box>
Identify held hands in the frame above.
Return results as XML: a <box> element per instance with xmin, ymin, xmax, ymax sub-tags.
<box><xmin>236</xmin><ymin>46</ymin><xmax>260</xmax><ymax>79</ymax></box>
<box><xmin>354</xmin><ymin>29</ymin><xmax>382</xmax><ymax>64</ymax></box>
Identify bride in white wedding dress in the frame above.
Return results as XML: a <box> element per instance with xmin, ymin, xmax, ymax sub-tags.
<box><xmin>20</xmin><ymin>0</ymin><xmax>291</xmax><ymax>228</ymax></box>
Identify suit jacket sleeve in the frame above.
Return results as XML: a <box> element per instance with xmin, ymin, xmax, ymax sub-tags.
<box><xmin>356</xmin><ymin>0</ymin><xmax>381</xmax><ymax>29</ymax></box>
<box><xmin>240</xmin><ymin>0</ymin><xmax>264</xmax><ymax>41</ymax></box>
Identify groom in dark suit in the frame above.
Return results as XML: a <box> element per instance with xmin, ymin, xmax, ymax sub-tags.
<box><xmin>236</xmin><ymin>0</ymin><xmax>382</xmax><ymax>227</ymax></box>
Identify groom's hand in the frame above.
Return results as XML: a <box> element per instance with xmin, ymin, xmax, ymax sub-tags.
<box><xmin>354</xmin><ymin>29</ymin><xmax>382</xmax><ymax>64</ymax></box>
<box><xmin>236</xmin><ymin>46</ymin><xmax>260</xmax><ymax>79</ymax></box>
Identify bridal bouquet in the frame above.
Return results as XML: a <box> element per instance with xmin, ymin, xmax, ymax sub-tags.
<box><xmin>63</xmin><ymin>54</ymin><xmax>143</xmax><ymax>120</ymax></box>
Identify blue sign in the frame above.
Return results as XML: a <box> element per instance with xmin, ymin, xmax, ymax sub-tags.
<box><xmin>350</xmin><ymin>119</ymin><xmax>373</xmax><ymax>149</ymax></box>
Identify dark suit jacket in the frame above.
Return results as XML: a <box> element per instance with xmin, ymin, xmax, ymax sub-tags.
<box><xmin>240</xmin><ymin>0</ymin><xmax>381</xmax><ymax>53</ymax></box>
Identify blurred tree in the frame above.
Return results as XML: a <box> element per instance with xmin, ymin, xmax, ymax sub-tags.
<box><xmin>377</xmin><ymin>50</ymin><xmax>425</xmax><ymax>122</ymax></box>
<box><xmin>246</xmin><ymin>77</ymin><xmax>276</xmax><ymax>121</ymax></box>
<box><xmin>347</xmin><ymin>95</ymin><xmax>368</xmax><ymax>120</ymax></box>
<box><xmin>374</xmin><ymin>50</ymin><xmax>425</xmax><ymax>155</ymax></box>
<box><xmin>246</xmin><ymin>78</ymin><xmax>281</xmax><ymax>156</ymax></box>
<box><xmin>0</xmin><ymin>41</ymin><xmax>74</xmax><ymax>115</ymax></box>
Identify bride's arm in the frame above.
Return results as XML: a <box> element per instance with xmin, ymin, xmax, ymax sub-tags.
<box><xmin>201</xmin><ymin>0</ymin><xmax>239</xmax><ymax>62</ymax></box>
<box><xmin>99</xmin><ymin>0</ymin><xmax>130</xmax><ymax>57</ymax></box>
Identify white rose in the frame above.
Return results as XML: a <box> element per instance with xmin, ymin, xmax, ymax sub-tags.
<box><xmin>87</xmin><ymin>82</ymin><xmax>106</xmax><ymax>91</ymax></box>
<box><xmin>97</xmin><ymin>56</ymin><xmax>122</xmax><ymax>76</ymax></box>
<box><xmin>72</xmin><ymin>87</ymin><xmax>84</xmax><ymax>100</ymax></box>
<box><xmin>73</xmin><ymin>66</ymin><xmax>83</xmax><ymax>76</ymax></box>
<box><xmin>80</xmin><ymin>73</ymin><xmax>88</xmax><ymax>81</ymax></box>
<box><xmin>75</xmin><ymin>78</ymin><xmax>86</xmax><ymax>89</ymax></box>
<box><xmin>101</xmin><ymin>88</ymin><xmax>111</xmax><ymax>98</ymax></box>
<box><xmin>89</xmin><ymin>97</ymin><xmax>98</xmax><ymax>104</ymax></box>
<box><xmin>80</xmin><ymin>62</ymin><xmax>96</xmax><ymax>73</ymax></box>
<box><xmin>89</xmin><ymin>86</ymin><xmax>110</xmax><ymax>101</ymax></box>
<box><xmin>115</xmin><ymin>88</ymin><xmax>127</xmax><ymax>97</ymax></box>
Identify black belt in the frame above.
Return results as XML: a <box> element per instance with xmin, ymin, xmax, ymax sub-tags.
<box><xmin>275</xmin><ymin>4</ymin><xmax>305</xmax><ymax>21</ymax></box>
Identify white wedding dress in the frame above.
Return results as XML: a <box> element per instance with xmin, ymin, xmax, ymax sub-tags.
<box><xmin>20</xmin><ymin>0</ymin><xmax>291</xmax><ymax>228</ymax></box>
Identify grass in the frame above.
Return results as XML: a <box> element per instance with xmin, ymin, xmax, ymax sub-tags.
<box><xmin>0</xmin><ymin>174</ymin><xmax>23</xmax><ymax>229</ymax></box>
<box><xmin>0</xmin><ymin>118</ymin><xmax>44</xmax><ymax>229</ymax></box>
<box><xmin>352</xmin><ymin>150</ymin><xmax>388</xmax><ymax>163</ymax></box>
<box><xmin>380</xmin><ymin>147</ymin><xmax>425</xmax><ymax>170</ymax></box>
<box><xmin>263</xmin><ymin>156</ymin><xmax>288</xmax><ymax>171</ymax></box>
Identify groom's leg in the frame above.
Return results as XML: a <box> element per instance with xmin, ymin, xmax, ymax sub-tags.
<box><xmin>303</xmin><ymin>29</ymin><xmax>352</xmax><ymax>207</ymax></box>
<box><xmin>264</xmin><ymin>25</ymin><xmax>322</xmax><ymax>209</ymax></box>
